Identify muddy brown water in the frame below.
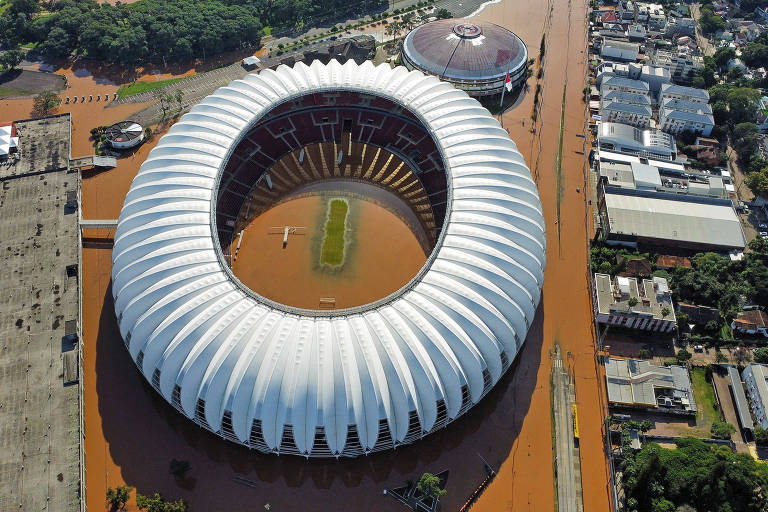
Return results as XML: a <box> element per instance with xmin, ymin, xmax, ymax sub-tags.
<box><xmin>231</xmin><ymin>194</ymin><xmax>426</xmax><ymax>310</ymax></box>
<box><xmin>79</xmin><ymin>0</ymin><xmax>611</xmax><ymax>509</ymax></box>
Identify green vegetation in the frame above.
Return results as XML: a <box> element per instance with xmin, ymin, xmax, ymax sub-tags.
<box><xmin>698</xmin><ymin>4</ymin><xmax>725</xmax><ymax>36</ymax></box>
<box><xmin>676</xmin><ymin>348</ymin><xmax>692</xmax><ymax>363</ymax></box>
<box><xmin>32</xmin><ymin>89</ymin><xmax>60</xmax><ymax>116</ymax></box>
<box><xmin>710</xmin><ymin>420</ymin><xmax>736</xmax><ymax>440</ymax></box>
<box><xmin>669</xmin><ymin>237</ymin><xmax>768</xmax><ymax>318</ymax></box>
<box><xmin>106</xmin><ymin>486</ymin><xmax>133</xmax><ymax>512</ymax></box>
<box><xmin>416</xmin><ymin>472</ymin><xmax>447</xmax><ymax>502</ymax></box>
<box><xmin>0</xmin><ymin>85</ymin><xmax>33</xmax><ymax>96</ymax></box>
<box><xmin>621</xmin><ymin>438</ymin><xmax>768</xmax><ymax>512</ymax></box>
<box><xmin>136</xmin><ymin>492</ymin><xmax>187</xmax><ymax>512</ymax></box>
<box><xmin>0</xmin><ymin>48</ymin><xmax>22</xmax><ymax>71</ymax></box>
<box><xmin>0</xmin><ymin>0</ymin><xmax>386</xmax><ymax>65</ymax></box>
<box><xmin>320</xmin><ymin>198</ymin><xmax>348</xmax><ymax>266</ymax></box>
<box><xmin>690</xmin><ymin>367</ymin><xmax>720</xmax><ymax>430</ymax></box>
<box><xmin>116</xmin><ymin>78</ymin><xmax>182</xmax><ymax>99</ymax></box>
<box><xmin>756</xmin><ymin>426</ymin><xmax>768</xmax><ymax>446</ymax></box>
<box><xmin>755</xmin><ymin>347</ymin><xmax>768</xmax><ymax>364</ymax></box>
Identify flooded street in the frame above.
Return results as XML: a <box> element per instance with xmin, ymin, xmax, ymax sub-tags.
<box><xmin>4</xmin><ymin>0</ymin><xmax>611</xmax><ymax>507</ymax></box>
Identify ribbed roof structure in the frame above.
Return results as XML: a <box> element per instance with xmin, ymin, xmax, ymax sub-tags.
<box><xmin>402</xmin><ymin>19</ymin><xmax>527</xmax><ymax>81</ymax></box>
<box><xmin>111</xmin><ymin>60</ymin><xmax>545</xmax><ymax>457</ymax></box>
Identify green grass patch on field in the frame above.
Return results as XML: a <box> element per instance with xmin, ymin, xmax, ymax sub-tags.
<box><xmin>116</xmin><ymin>77</ymin><xmax>183</xmax><ymax>99</ymax></box>
<box><xmin>691</xmin><ymin>368</ymin><xmax>721</xmax><ymax>430</ymax></box>
<box><xmin>0</xmin><ymin>86</ymin><xmax>33</xmax><ymax>97</ymax></box>
<box><xmin>320</xmin><ymin>198</ymin><xmax>348</xmax><ymax>266</ymax></box>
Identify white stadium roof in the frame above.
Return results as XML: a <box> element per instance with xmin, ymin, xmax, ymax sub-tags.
<box><xmin>111</xmin><ymin>59</ymin><xmax>546</xmax><ymax>457</ymax></box>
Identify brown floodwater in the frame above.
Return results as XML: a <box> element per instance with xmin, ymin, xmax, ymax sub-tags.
<box><xmin>76</xmin><ymin>0</ymin><xmax>612</xmax><ymax>508</ymax></box>
<box><xmin>230</xmin><ymin>194</ymin><xmax>427</xmax><ymax>310</ymax></box>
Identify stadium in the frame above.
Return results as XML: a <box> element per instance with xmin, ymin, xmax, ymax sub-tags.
<box><xmin>401</xmin><ymin>19</ymin><xmax>529</xmax><ymax>97</ymax></box>
<box><xmin>111</xmin><ymin>60</ymin><xmax>545</xmax><ymax>458</ymax></box>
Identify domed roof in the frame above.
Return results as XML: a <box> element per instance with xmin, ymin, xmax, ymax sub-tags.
<box><xmin>402</xmin><ymin>19</ymin><xmax>528</xmax><ymax>81</ymax></box>
<box><xmin>111</xmin><ymin>59</ymin><xmax>545</xmax><ymax>457</ymax></box>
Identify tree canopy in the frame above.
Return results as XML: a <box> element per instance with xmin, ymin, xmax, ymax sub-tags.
<box><xmin>0</xmin><ymin>0</ymin><xmax>387</xmax><ymax>65</ymax></box>
<box><xmin>622</xmin><ymin>438</ymin><xmax>768</xmax><ymax>512</ymax></box>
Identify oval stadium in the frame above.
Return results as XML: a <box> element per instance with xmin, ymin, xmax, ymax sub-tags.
<box><xmin>111</xmin><ymin>59</ymin><xmax>545</xmax><ymax>458</ymax></box>
<box><xmin>401</xmin><ymin>19</ymin><xmax>528</xmax><ymax>97</ymax></box>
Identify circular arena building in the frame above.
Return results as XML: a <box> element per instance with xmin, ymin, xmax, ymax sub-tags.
<box><xmin>111</xmin><ymin>60</ymin><xmax>545</xmax><ymax>458</ymax></box>
<box><xmin>401</xmin><ymin>19</ymin><xmax>528</xmax><ymax>97</ymax></box>
<box><xmin>106</xmin><ymin>120</ymin><xmax>145</xmax><ymax>150</ymax></box>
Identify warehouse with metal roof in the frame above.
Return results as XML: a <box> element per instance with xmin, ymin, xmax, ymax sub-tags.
<box><xmin>598</xmin><ymin>187</ymin><xmax>746</xmax><ymax>251</ymax></box>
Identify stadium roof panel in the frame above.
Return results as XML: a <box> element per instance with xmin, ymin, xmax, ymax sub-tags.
<box><xmin>111</xmin><ymin>59</ymin><xmax>545</xmax><ymax>457</ymax></box>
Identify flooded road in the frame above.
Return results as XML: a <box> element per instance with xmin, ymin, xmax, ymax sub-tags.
<box><xmin>67</xmin><ymin>0</ymin><xmax>609</xmax><ymax>507</ymax></box>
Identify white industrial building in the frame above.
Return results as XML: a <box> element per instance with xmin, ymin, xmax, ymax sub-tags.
<box><xmin>601</xmin><ymin>39</ymin><xmax>641</xmax><ymax>61</ymax></box>
<box><xmin>598</xmin><ymin>122</ymin><xmax>677</xmax><ymax>160</ymax></box>
<box><xmin>606</xmin><ymin>358</ymin><xmax>695</xmax><ymax>412</ymax></box>
<box><xmin>600</xmin><ymin>75</ymin><xmax>652</xmax><ymax>96</ymax></box>
<box><xmin>110</xmin><ymin>60</ymin><xmax>546</xmax><ymax>458</ymax></box>
<box><xmin>742</xmin><ymin>364</ymin><xmax>768</xmax><ymax>429</ymax></box>
<box><xmin>594</xmin><ymin>274</ymin><xmax>676</xmax><ymax>332</ymax></box>
<box><xmin>598</xmin><ymin>187</ymin><xmax>746</xmax><ymax>250</ymax></box>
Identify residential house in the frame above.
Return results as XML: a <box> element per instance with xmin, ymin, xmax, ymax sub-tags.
<box><xmin>650</xmin><ymin>50</ymin><xmax>704</xmax><ymax>84</ymax></box>
<box><xmin>658</xmin><ymin>83</ymin><xmax>709</xmax><ymax>104</ymax></box>
<box><xmin>601</xmin><ymin>76</ymin><xmax>651</xmax><ymax>96</ymax></box>
<box><xmin>732</xmin><ymin>310</ymin><xmax>768</xmax><ymax>337</ymax></box>
<box><xmin>601</xmin><ymin>90</ymin><xmax>653</xmax><ymax>127</ymax></box>
<box><xmin>677</xmin><ymin>302</ymin><xmax>720</xmax><ymax>325</ymax></box>
<box><xmin>757</xmin><ymin>96</ymin><xmax>768</xmax><ymax>132</ymax></box>
<box><xmin>606</xmin><ymin>357</ymin><xmax>696</xmax><ymax>413</ymax></box>
<box><xmin>665</xmin><ymin>17</ymin><xmax>696</xmax><ymax>37</ymax></box>
<box><xmin>659</xmin><ymin>98</ymin><xmax>714</xmax><ymax>136</ymax></box>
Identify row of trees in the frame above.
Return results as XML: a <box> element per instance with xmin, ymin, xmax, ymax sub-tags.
<box><xmin>383</xmin><ymin>8</ymin><xmax>451</xmax><ymax>42</ymax></box>
<box><xmin>107</xmin><ymin>486</ymin><xmax>187</xmax><ymax>512</ymax></box>
<box><xmin>0</xmin><ymin>0</ymin><xmax>385</xmax><ymax>65</ymax></box>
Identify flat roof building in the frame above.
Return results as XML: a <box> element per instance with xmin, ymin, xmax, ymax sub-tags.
<box><xmin>598</xmin><ymin>122</ymin><xmax>677</xmax><ymax>160</ymax></box>
<box><xmin>606</xmin><ymin>357</ymin><xmax>696</xmax><ymax>413</ymax></box>
<box><xmin>594</xmin><ymin>273</ymin><xmax>676</xmax><ymax>332</ymax></box>
<box><xmin>726</xmin><ymin>365</ymin><xmax>754</xmax><ymax>433</ymax></box>
<box><xmin>598</xmin><ymin>187</ymin><xmax>746</xmax><ymax>251</ymax></box>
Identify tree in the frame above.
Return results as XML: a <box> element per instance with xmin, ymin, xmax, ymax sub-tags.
<box><xmin>715</xmin><ymin>351</ymin><xmax>728</xmax><ymax>363</ymax></box>
<box><xmin>756</xmin><ymin>426</ymin><xmax>768</xmax><ymax>445</ymax></box>
<box><xmin>628</xmin><ymin>297</ymin><xmax>639</xmax><ymax>308</ymax></box>
<box><xmin>676</xmin><ymin>348</ymin><xmax>691</xmax><ymax>363</ymax></box>
<box><xmin>699</xmin><ymin>7</ymin><xmax>725</xmax><ymax>36</ymax></box>
<box><xmin>734</xmin><ymin>347</ymin><xmax>752</xmax><ymax>366</ymax></box>
<box><xmin>416</xmin><ymin>472</ymin><xmax>447</xmax><ymax>502</ymax></box>
<box><xmin>710</xmin><ymin>420</ymin><xmax>736</xmax><ymax>439</ymax></box>
<box><xmin>135</xmin><ymin>492</ymin><xmax>188</xmax><ymax>512</ymax></box>
<box><xmin>32</xmin><ymin>91</ymin><xmax>61</xmax><ymax>117</ymax></box>
<box><xmin>174</xmin><ymin>89</ymin><xmax>184</xmax><ymax>112</ymax></box>
<box><xmin>640</xmin><ymin>419</ymin><xmax>652</xmax><ymax>433</ymax></box>
<box><xmin>639</xmin><ymin>348</ymin><xmax>651</xmax><ymax>359</ymax></box>
<box><xmin>713</xmin><ymin>47</ymin><xmax>735</xmax><ymax>69</ymax></box>
<box><xmin>747</xmin><ymin>166</ymin><xmax>768</xmax><ymax>198</ymax></box>
<box><xmin>728</xmin><ymin>89</ymin><xmax>761</xmax><ymax>125</ymax></box>
<box><xmin>40</xmin><ymin>26</ymin><xmax>71</xmax><ymax>58</ymax></box>
<box><xmin>733</xmin><ymin>122</ymin><xmax>760</xmax><ymax>161</ymax></box>
<box><xmin>106</xmin><ymin>486</ymin><xmax>133</xmax><ymax>511</ymax></box>
<box><xmin>661</xmin><ymin>306</ymin><xmax>671</xmax><ymax>318</ymax></box>
<box><xmin>0</xmin><ymin>48</ymin><xmax>23</xmax><ymax>71</ymax></box>
<box><xmin>755</xmin><ymin>347</ymin><xmax>768</xmax><ymax>364</ymax></box>
<box><xmin>434</xmin><ymin>8</ymin><xmax>452</xmax><ymax>19</ymax></box>
<box><xmin>169</xmin><ymin>459</ymin><xmax>191</xmax><ymax>479</ymax></box>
